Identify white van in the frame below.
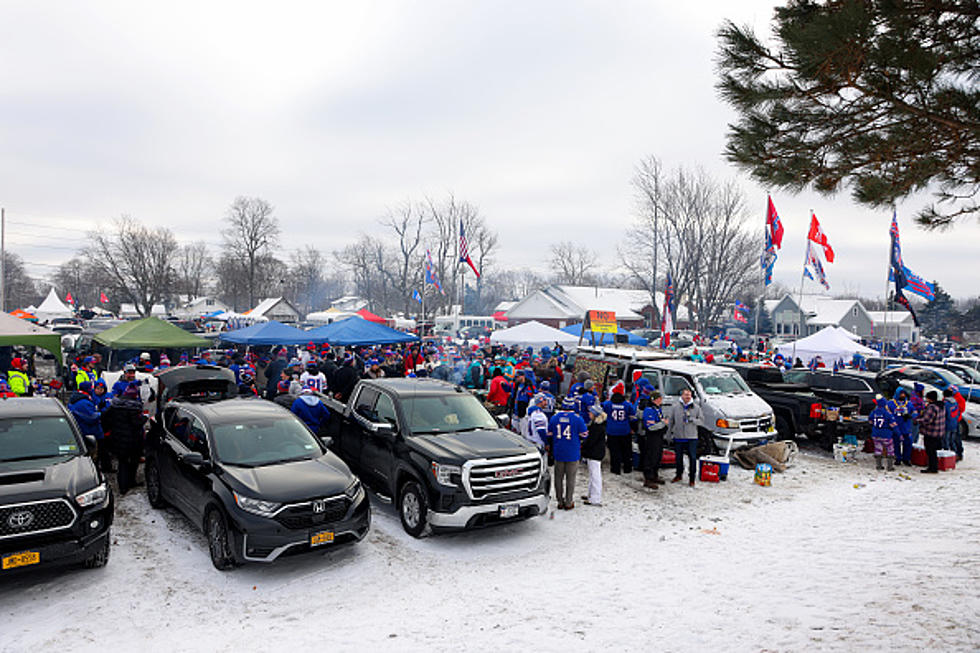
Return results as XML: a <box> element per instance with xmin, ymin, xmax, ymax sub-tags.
<box><xmin>573</xmin><ymin>346</ymin><xmax>776</xmax><ymax>453</ymax></box>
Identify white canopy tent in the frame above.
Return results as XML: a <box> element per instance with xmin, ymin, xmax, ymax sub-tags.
<box><xmin>835</xmin><ymin>326</ymin><xmax>862</xmax><ymax>341</ymax></box>
<box><xmin>34</xmin><ymin>288</ymin><xmax>74</xmax><ymax>322</ymax></box>
<box><xmin>776</xmin><ymin>325</ymin><xmax>876</xmax><ymax>365</ymax></box>
<box><xmin>490</xmin><ymin>320</ymin><xmax>579</xmax><ymax>349</ymax></box>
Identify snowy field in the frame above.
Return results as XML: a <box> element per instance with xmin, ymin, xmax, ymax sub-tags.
<box><xmin>2</xmin><ymin>441</ymin><xmax>978</xmax><ymax>653</ymax></box>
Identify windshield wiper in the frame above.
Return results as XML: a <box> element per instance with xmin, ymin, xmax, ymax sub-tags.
<box><xmin>0</xmin><ymin>453</ymin><xmax>67</xmax><ymax>463</ymax></box>
<box><xmin>252</xmin><ymin>455</ymin><xmax>316</xmax><ymax>467</ymax></box>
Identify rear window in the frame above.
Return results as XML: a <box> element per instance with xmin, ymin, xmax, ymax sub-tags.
<box><xmin>0</xmin><ymin>417</ymin><xmax>80</xmax><ymax>463</ymax></box>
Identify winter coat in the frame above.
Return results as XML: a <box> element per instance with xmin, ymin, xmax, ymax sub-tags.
<box><xmin>918</xmin><ymin>402</ymin><xmax>945</xmax><ymax>440</ymax></box>
<box><xmin>291</xmin><ymin>395</ymin><xmax>331</xmax><ymax>433</ymax></box>
<box><xmin>264</xmin><ymin>359</ymin><xmax>287</xmax><ymax>397</ymax></box>
<box><xmin>944</xmin><ymin>398</ymin><xmax>961</xmax><ymax>432</ymax></box>
<box><xmin>103</xmin><ymin>396</ymin><xmax>147</xmax><ymax>455</ymax></box>
<box><xmin>67</xmin><ymin>391</ymin><xmax>103</xmax><ymax>438</ymax></box>
<box><xmin>869</xmin><ymin>404</ymin><xmax>898</xmax><ymax>439</ymax></box>
<box><xmin>332</xmin><ymin>365</ymin><xmax>360</xmax><ymax>402</ymax></box>
<box><xmin>667</xmin><ymin>399</ymin><xmax>703</xmax><ymax>441</ymax></box>
<box><xmin>581</xmin><ymin>419</ymin><xmax>606</xmax><ymax>461</ymax></box>
<box><xmin>886</xmin><ymin>399</ymin><xmax>917</xmax><ymax>436</ymax></box>
<box><xmin>487</xmin><ymin>376</ymin><xmax>509</xmax><ymax>406</ymax></box>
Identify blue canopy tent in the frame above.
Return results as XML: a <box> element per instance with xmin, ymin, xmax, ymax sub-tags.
<box><xmin>306</xmin><ymin>316</ymin><xmax>419</xmax><ymax>347</ymax></box>
<box><xmin>560</xmin><ymin>323</ymin><xmax>648</xmax><ymax>346</ymax></box>
<box><xmin>219</xmin><ymin>320</ymin><xmax>314</xmax><ymax>346</ymax></box>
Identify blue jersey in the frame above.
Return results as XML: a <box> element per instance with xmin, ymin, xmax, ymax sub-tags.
<box><xmin>602</xmin><ymin>400</ymin><xmax>636</xmax><ymax>436</ymax></box>
<box><xmin>576</xmin><ymin>391</ymin><xmax>596</xmax><ymax>423</ymax></box>
<box><xmin>547</xmin><ymin>411</ymin><xmax>588</xmax><ymax>462</ymax></box>
<box><xmin>887</xmin><ymin>399</ymin><xmax>917</xmax><ymax>436</ymax></box>
<box><xmin>642</xmin><ymin>405</ymin><xmax>665</xmax><ymax>433</ymax></box>
<box><xmin>869</xmin><ymin>405</ymin><xmax>898</xmax><ymax>439</ymax></box>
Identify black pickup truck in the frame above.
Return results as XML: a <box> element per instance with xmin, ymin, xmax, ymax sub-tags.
<box><xmin>718</xmin><ymin>363</ymin><xmax>864</xmax><ymax>449</ymax></box>
<box><xmin>321</xmin><ymin>378</ymin><xmax>550</xmax><ymax>537</ymax></box>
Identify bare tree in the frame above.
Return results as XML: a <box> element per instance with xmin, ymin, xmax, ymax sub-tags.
<box><xmin>549</xmin><ymin>241</ymin><xmax>599</xmax><ymax>286</ymax></box>
<box><xmin>86</xmin><ymin>216</ymin><xmax>177</xmax><ymax>316</ymax></box>
<box><xmin>337</xmin><ymin>235</ymin><xmax>396</xmax><ymax>314</ymax></box>
<box><xmin>380</xmin><ymin>202</ymin><xmax>427</xmax><ymax>315</ymax></box>
<box><xmin>287</xmin><ymin>246</ymin><xmax>328</xmax><ymax>316</ymax></box>
<box><xmin>53</xmin><ymin>256</ymin><xmax>99</xmax><ymax>309</ymax></box>
<box><xmin>174</xmin><ymin>242</ymin><xmax>212</xmax><ymax>300</ymax></box>
<box><xmin>1</xmin><ymin>253</ymin><xmax>40</xmax><ymax>311</ymax></box>
<box><xmin>619</xmin><ymin>156</ymin><xmax>665</xmax><ymax>323</ymax></box>
<box><xmin>221</xmin><ymin>197</ymin><xmax>280</xmax><ymax>308</ymax></box>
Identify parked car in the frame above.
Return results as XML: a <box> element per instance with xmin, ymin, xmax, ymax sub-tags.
<box><xmin>717</xmin><ymin>363</ymin><xmax>862</xmax><ymax>448</ymax></box>
<box><xmin>784</xmin><ymin>368</ymin><xmax>883</xmax><ymax>416</ymax></box>
<box><xmin>321</xmin><ymin>378</ymin><xmax>550</xmax><ymax>537</ymax></box>
<box><xmin>1</xmin><ymin>398</ymin><xmax>113</xmax><ymax>574</ymax></box>
<box><xmin>573</xmin><ymin>346</ymin><xmax>775</xmax><ymax>454</ymax></box>
<box><xmin>877</xmin><ymin>365</ymin><xmax>980</xmax><ymax>403</ymax></box>
<box><xmin>144</xmin><ymin>366</ymin><xmax>369</xmax><ymax>569</ymax></box>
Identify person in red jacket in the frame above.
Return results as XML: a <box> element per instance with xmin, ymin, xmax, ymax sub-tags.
<box><xmin>403</xmin><ymin>346</ymin><xmax>424</xmax><ymax>375</ymax></box>
<box><xmin>486</xmin><ymin>367</ymin><xmax>509</xmax><ymax>413</ymax></box>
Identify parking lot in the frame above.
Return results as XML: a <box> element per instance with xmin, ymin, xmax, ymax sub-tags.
<box><xmin>2</xmin><ymin>441</ymin><xmax>978</xmax><ymax>652</ymax></box>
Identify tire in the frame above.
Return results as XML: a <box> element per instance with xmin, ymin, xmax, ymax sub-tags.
<box><xmin>398</xmin><ymin>480</ymin><xmax>429</xmax><ymax>538</ymax></box>
<box><xmin>83</xmin><ymin>530</ymin><xmax>111</xmax><ymax>569</ymax></box>
<box><xmin>205</xmin><ymin>508</ymin><xmax>237</xmax><ymax>571</ymax></box>
<box><xmin>145</xmin><ymin>459</ymin><xmax>166</xmax><ymax>509</ymax></box>
<box><xmin>775</xmin><ymin>415</ymin><xmax>794</xmax><ymax>440</ymax></box>
<box><xmin>961</xmin><ymin>419</ymin><xmax>971</xmax><ymax>441</ymax></box>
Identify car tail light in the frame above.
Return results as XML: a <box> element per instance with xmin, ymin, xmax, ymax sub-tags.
<box><xmin>810</xmin><ymin>403</ymin><xmax>823</xmax><ymax>419</ymax></box>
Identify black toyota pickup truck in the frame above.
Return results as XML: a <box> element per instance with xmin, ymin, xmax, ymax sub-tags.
<box><xmin>320</xmin><ymin>378</ymin><xmax>550</xmax><ymax>537</ymax></box>
<box><xmin>718</xmin><ymin>363</ymin><xmax>864</xmax><ymax>449</ymax></box>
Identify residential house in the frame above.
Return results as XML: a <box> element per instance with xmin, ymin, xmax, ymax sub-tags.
<box><xmin>248</xmin><ymin>297</ymin><xmax>301</xmax><ymax>324</ymax></box>
<box><xmin>766</xmin><ymin>294</ymin><xmax>873</xmax><ymax>337</ymax></box>
<box><xmin>868</xmin><ymin>311</ymin><xmax>920</xmax><ymax>343</ymax></box>
<box><xmin>505</xmin><ymin>285</ymin><xmax>689</xmax><ymax>330</ymax></box>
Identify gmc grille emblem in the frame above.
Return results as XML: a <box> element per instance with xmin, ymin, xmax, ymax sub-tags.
<box><xmin>7</xmin><ymin>510</ymin><xmax>34</xmax><ymax>529</ymax></box>
<box><xmin>494</xmin><ymin>468</ymin><xmax>521</xmax><ymax>479</ymax></box>
<box><xmin>312</xmin><ymin>500</ymin><xmax>326</xmax><ymax>514</ymax></box>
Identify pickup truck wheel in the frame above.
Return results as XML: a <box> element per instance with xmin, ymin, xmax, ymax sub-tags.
<box><xmin>961</xmin><ymin>419</ymin><xmax>971</xmax><ymax>441</ymax></box>
<box><xmin>83</xmin><ymin>529</ymin><xmax>110</xmax><ymax>569</ymax></box>
<box><xmin>398</xmin><ymin>481</ymin><xmax>429</xmax><ymax>538</ymax></box>
<box><xmin>775</xmin><ymin>415</ymin><xmax>794</xmax><ymax>440</ymax></box>
<box><xmin>145</xmin><ymin>459</ymin><xmax>166</xmax><ymax>509</ymax></box>
<box><xmin>206</xmin><ymin>508</ymin><xmax>238</xmax><ymax>571</ymax></box>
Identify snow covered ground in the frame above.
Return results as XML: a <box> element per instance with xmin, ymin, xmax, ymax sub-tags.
<box><xmin>2</xmin><ymin>441</ymin><xmax>978</xmax><ymax>652</ymax></box>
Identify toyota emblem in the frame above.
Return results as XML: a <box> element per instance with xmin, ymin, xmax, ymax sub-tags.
<box><xmin>7</xmin><ymin>510</ymin><xmax>34</xmax><ymax>529</ymax></box>
<box><xmin>312</xmin><ymin>500</ymin><xmax>326</xmax><ymax>514</ymax></box>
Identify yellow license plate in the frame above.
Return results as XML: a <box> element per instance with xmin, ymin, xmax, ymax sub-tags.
<box><xmin>2</xmin><ymin>551</ymin><xmax>40</xmax><ymax>570</ymax></box>
<box><xmin>310</xmin><ymin>531</ymin><xmax>334</xmax><ymax>547</ymax></box>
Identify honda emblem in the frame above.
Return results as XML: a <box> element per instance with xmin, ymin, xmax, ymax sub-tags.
<box><xmin>312</xmin><ymin>500</ymin><xmax>326</xmax><ymax>514</ymax></box>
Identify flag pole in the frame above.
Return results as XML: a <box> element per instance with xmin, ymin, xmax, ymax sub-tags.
<box><xmin>756</xmin><ymin>194</ymin><xmax>768</xmax><ymax>342</ymax></box>
<box><xmin>421</xmin><ymin>255</ymin><xmax>426</xmax><ymax>339</ymax></box>
<box><xmin>792</xmin><ymin>214</ymin><xmax>811</xmax><ymax>365</ymax></box>
<box><xmin>883</xmin><ymin>208</ymin><xmax>894</xmax><ymax>355</ymax></box>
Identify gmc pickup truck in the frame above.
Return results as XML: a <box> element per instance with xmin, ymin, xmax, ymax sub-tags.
<box><xmin>320</xmin><ymin>378</ymin><xmax>550</xmax><ymax>537</ymax></box>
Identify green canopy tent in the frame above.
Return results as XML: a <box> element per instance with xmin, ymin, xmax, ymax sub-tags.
<box><xmin>0</xmin><ymin>311</ymin><xmax>64</xmax><ymax>365</ymax></box>
<box><xmin>94</xmin><ymin>317</ymin><xmax>211</xmax><ymax>349</ymax></box>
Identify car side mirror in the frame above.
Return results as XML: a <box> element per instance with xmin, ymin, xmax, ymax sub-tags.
<box><xmin>180</xmin><ymin>451</ymin><xmax>206</xmax><ymax>468</ymax></box>
<box><xmin>495</xmin><ymin>414</ymin><xmax>510</xmax><ymax>428</ymax></box>
<box><xmin>319</xmin><ymin>435</ymin><xmax>334</xmax><ymax>448</ymax></box>
<box><xmin>83</xmin><ymin>434</ymin><xmax>97</xmax><ymax>455</ymax></box>
<box><xmin>372</xmin><ymin>422</ymin><xmax>395</xmax><ymax>438</ymax></box>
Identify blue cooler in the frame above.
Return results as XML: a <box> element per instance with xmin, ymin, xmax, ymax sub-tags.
<box><xmin>699</xmin><ymin>455</ymin><xmax>730</xmax><ymax>480</ymax></box>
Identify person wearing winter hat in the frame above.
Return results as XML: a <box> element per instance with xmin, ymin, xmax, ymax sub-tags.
<box><xmin>641</xmin><ymin>391</ymin><xmax>668</xmax><ymax>488</ymax></box>
<box><xmin>7</xmin><ymin>358</ymin><xmax>31</xmax><ymax>396</ymax></box>
<box><xmin>547</xmin><ymin>396</ymin><xmax>588</xmax><ymax>510</ymax></box>
<box><xmin>0</xmin><ymin>377</ymin><xmax>15</xmax><ymax>398</ymax></box>
<box><xmin>112</xmin><ymin>363</ymin><xmax>139</xmax><ymax>397</ymax></box>
<box><xmin>576</xmin><ymin>379</ymin><xmax>597</xmax><ymax>425</ymax></box>
<box><xmin>74</xmin><ymin>356</ymin><xmax>98</xmax><ymax>389</ymax></box>
<box><xmin>291</xmin><ymin>388</ymin><xmax>331</xmax><ymax>434</ymax></box>
<box><xmin>869</xmin><ymin>396</ymin><xmax>898</xmax><ymax>471</ymax></box>
<box><xmin>888</xmin><ymin>388</ymin><xmax>918</xmax><ymax>466</ymax></box>
<box><xmin>916</xmin><ymin>390</ymin><xmax>944</xmax><ymax>473</ymax></box>
<box><xmin>158</xmin><ymin>354</ymin><xmax>171</xmax><ymax>370</ymax></box>
<box><xmin>602</xmin><ymin>384</ymin><xmax>636</xmax><ymax>475</ymax></box>
<box><xmin>103</xmin><ymin>381</ymin><xmax>146</xmax><ymax>494</ymax></box>
<box><xmin>580</xmin><ymin>403</ymin><xmax>607</xmax><ymax>506</ymax></box>
<box><xmin>526</xmin><ymin>394</ymin><xmax>551</xmax><ymax>455</ymax></box>
<box><xmin>301</xmin><ymin>360</ymin><xmax>328</xmax><ymax>391</ymax></box>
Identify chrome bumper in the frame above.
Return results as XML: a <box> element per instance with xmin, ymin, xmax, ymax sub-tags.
<box><xmin>427</xmin><ymin>492</ymin><xmax>549</xmax><ymax>529</ymax></box>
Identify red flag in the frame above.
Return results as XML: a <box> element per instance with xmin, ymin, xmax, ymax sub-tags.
<box><xmin>766</xmin><ymin>197</ymin><xmax>784</xmax><ymax>249</ymax></box>
<box><xmin>65</xmin><ymin>292</ymin><xmax>74</xmax><ymax>305</ymax></box>
<box><xmin>807</xmin><ymin>213</ymin><xmax>835</xmax><ymax>263</ymax></box>
<box><xmin>100</xmin><ymin>291</ymin><xmax>108</xmax><ymax>304</ymax></box>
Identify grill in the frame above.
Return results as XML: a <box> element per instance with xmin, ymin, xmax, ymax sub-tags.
<box><xmin>0</xmin><ymin>499</ymin><xmax>76</xmax><ymax>539</ymax></box>
<box><xmin>274</xmin><ymin>496</ymin><xmax>350</xmax><ymax>530</ymax></box>
<box><xmin>464</xmin><ymin>453</ymin><xmax>542</xmax><ymax>500</ymax></box>
<box><xmin>739</xmin><ymin>416</ymin><xmax>774</xmax><ymax>433</ymax></box>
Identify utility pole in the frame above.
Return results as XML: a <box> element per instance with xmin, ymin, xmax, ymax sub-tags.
<box><xmin>1</xmin><ymin>207</ymin><xmax>5</xmax><ymax>312</ymax></box>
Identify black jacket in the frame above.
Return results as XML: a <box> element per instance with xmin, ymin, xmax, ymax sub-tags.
<box><xmin>103</xmin><ymin>396</ymin><xmax>147</xmax><ymax>455</ymax></box>
<box><xmin>264</xmin><ymin>359</ymin><xmax>287</xmax><ymax>397</ymax></box>
<box><xmin>332</xmin><ymin>365</ymin><xmax>359</xmax><ymax>402</ymax></box>
<box><xmin>581</xmin><ymin>420</ymin><xmax>606</xmax><ymax>461</ymax></box>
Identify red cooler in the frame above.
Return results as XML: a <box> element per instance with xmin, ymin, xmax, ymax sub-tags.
<box><xmin>937</xmin><ymin>450</ymin><xmax>956</xmax><ymax>471</ymax></box>
<box><xmin>911</xmin><ymin>445</ymin><xmax>927</xmax><ymax>467</ymax></box>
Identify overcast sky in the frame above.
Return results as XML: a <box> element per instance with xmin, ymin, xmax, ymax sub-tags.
<box><xmin>1</xmin><ymin>1</ymin><xmax>976</xmax><ymax>300</ymax></box>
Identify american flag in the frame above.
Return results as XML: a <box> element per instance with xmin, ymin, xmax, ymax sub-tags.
<box><xmin>458</xmin><ymin>221</ymin><xmax>480</xmax><ymax>277</ymax></box>
<box><xmin>660</xmin><ymin>272</ymin><xmax>674</xmax><ymax>349</ymax></box>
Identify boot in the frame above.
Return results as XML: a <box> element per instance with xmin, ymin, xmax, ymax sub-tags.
<box><xmin>886</xmin><ymin>456</ymin><xmax>894</xmax><ymax>471</ymax></box>
<box><xmin>875</xmin><ymin>455</ymin><xmax>883</xmax><ymax>470</ymax></box>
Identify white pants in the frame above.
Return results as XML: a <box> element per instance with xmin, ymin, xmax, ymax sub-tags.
<box><xmin>518</xmin><ymin>415</ymin><xmax>530</xmax><ymax>439</ymax></box>
<box><xmin>586</xmin><ymin>459</ymin><xmax>602</xmax><ymax>505</ymax></box>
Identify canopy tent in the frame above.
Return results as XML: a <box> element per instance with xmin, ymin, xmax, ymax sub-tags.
<box><xmin>559</xmin><ymin>322</ymin><xmax>648</xmax><ymax>346</ymax></box>
<box><xmin>94</xmin><ymin>317</ymin><xmax>211</xmax><ymax>349</ymax></box>
<box><xmin>219</xmin><ymin>320</ymin><xmax>313</xmax><ymax>346</ymax></box>
<box><xmin>835</xmin><ymin>326</ymin><xmax>862</xmax><ymax>341</ymax></box>
<box><xmin>35</xmin><ymin>288</ymin><xmax>74</xmax><ymax>322</ymax></box>
<box><xmin>305</xmin><ymin>316</ymin><xmax>418</xmax><ymax>347</ymax></box>
<box><xmin>776</xmin><ymin>325</ymin><xmax>876</xmax><ymax>365</ymax></box>
<box><xmin>0</xmin><ymin>312</ymin><xmax>63</xmax><ymax>364</ymax></box>
<box><xmin>356</xmin><ymin>308</ymin><xmax>386</xmax><ymax>324</ymax></box>
<box><xmin>490</xmin><ymin>320</ymin><xmax>579</xmax><ymax>350</ymax></box>
<box><xmin>306</xmin><ymin>308</ymin><xmax>358</xmax><ymax>324</ymax></box>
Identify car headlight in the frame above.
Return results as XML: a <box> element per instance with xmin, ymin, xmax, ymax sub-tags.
<box><xmin>716</xmin><ymin>418</ymin><xmax>739</xmax><ymax>429</ymax></box>
<box><xmin>76</xmin><ymin>483</ymin><xmax>109</xmax><ymax>508</ymax></box>
<box><xmin>431</xmin><ymin>462</ymin><xmax>462</xmax><ymax>487</ymax></box>
<box><xmin>345</xmin><ymin>478</ymin><xmax>363</xmax><ymax>499</ymax></box>
<box><xmin>233</xmin><ymin>492</ymin><xmax>281</xmax><ymax>517</ymax></box>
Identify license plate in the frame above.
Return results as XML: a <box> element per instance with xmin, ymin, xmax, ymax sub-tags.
<box><xmin>499</xmin><ymin>504</ymin><xmax>519</xmax><ymax>518</ymax></box>
<box><xmin>310</xmin><ymin>531</ymin><xmax>334</xmax><ymax>547</ymax></box>
<box><xmin>2</xmin><ymin>551</ymin><xmax>40</xmax><ymax>570</ymax></box>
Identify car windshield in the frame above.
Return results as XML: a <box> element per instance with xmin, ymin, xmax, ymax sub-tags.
<box><xmin>0</xmin><ymin>417</ymin><xmax>81</xmax><ymax>462</ymax></box>
<box><xmin>950</xmin><ymin>366</ymin><xmax>980</xmax><ymax>384</ymax></box>
<box><xmin>697</xmin><ymin>373</ymin><xmax>751</xmax><ymax>395</ymax></box>
<box><xmin>211</xmin><ymin>416</ymin><xmax>323</xmax><ymax>467</ymax></box>
<box><xmin>403</xmin><ymin>394</ymin><xmax>498</xmax><ymax>434</ymax></box>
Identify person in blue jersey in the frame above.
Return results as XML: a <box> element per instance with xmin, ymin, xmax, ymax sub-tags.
<box><xmin>668</xmin><ymin>387</ymin><xmax>703</xmax><ymax>487</ymax></box>
<box><xmin>547</xmin><ymin>396</ymin><xmax>588</xmax><ymax>510</ymax></box>
<box><xmin>536</xmin><ymin>381</ymin><xmax>556</xmax><ymax>420</ymax></box>
<box><xmin>602</xmin><ymin>384</ymin><xmax>636</xmax><ymax>475</ymax></box>
<box><xmin>526</xmin><ymin>394</ymin><xmax>550</xmax><ymax>455</ymax></box>
<box><xmin>576</xmin><ymin>380</ymin><xmax>597</xmax><ymax>425</ymax></box>
<box><xmin>888</xmin><ymin>388</ymin><xmax>918</xmax><ymax>466</ymax></box>
<box><xmin>869</xmin><ymin>396</ymin><xmax>898</xmax><ymax>471</ymax></box>
<box><xmin>291</xmin><ymin>388</ymin><xmax>331</xmax><ymax>435</ymax></box>
<box><xmin>641</xmin><ymin>391</ymin><xmax>668</xmax><ymax>489</ymax></box>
